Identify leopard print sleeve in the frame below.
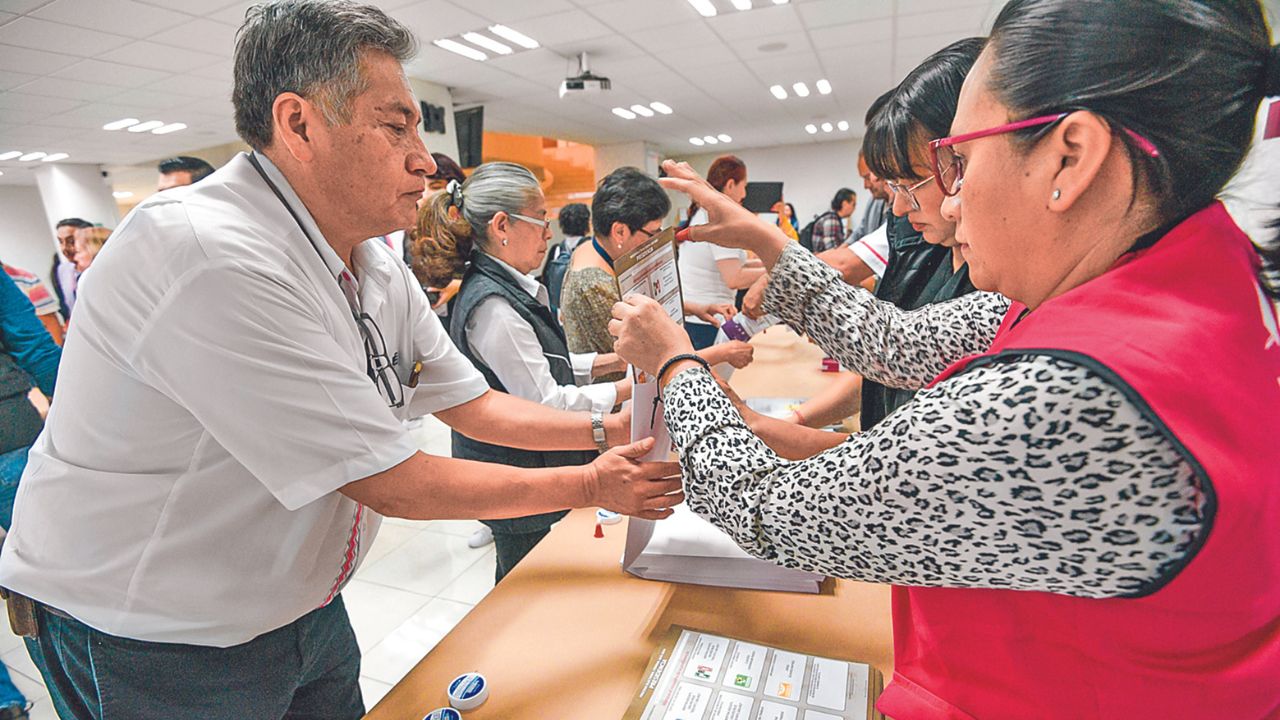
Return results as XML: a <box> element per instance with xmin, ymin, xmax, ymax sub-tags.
<box><xmin>762</xmin><ymin>242</ymin><xmax>1011</xmax><ymax>390</ymax></box>
<box><xmin>662</xmin><ymin>356</ymin><xmax>1208</xmax><ymax>599</ymax></box>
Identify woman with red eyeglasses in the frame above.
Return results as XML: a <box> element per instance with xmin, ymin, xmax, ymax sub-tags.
<box><xmin>608</xmin><ymin>0</ymin><xmax>1280</xmax><ymax>717</ymax></box>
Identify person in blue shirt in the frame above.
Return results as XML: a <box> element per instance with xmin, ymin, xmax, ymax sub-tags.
<box><xmin>0</xmin><ymin>265</ymin><xmax>61</xmax><ymax>720</ymax></box>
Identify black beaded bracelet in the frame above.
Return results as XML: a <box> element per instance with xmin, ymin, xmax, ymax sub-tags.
<box><xmin>655</xmin><ymin>353</ymin><xmax>711</xmax><ymax>397</ymax></box>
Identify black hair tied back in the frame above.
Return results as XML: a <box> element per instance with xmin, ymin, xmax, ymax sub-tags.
<box><xmin>1267</xmin><ymin>43</ymin><xmax>1280</xmax><ymax>98</ymax></box>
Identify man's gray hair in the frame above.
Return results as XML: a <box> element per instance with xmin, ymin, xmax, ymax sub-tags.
<box><xmin>232</xmin><ymin>0</ymin><xmax>417</xmax><ymax>150</ymax></box>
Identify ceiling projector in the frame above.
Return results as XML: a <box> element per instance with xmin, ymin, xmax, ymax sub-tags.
<box><xmin>559</xmin><ymin>52</ymin><xmax>611</xmax><ymax>98</ymax></box>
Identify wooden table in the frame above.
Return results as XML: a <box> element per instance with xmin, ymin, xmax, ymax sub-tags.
<box><xmin>365</xmin><ymin>326</ymin><xmax>891</xmax><ymax>719</ymax></box>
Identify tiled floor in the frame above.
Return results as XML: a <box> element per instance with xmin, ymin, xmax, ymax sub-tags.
<box><xmin>0</xmin><ymin>415</ymin><xmax>493</xmax><ymax>716</ymax></box>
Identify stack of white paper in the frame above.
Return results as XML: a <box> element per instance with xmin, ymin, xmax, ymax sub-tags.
<box><xmin>623</xmin><ymin>505</ymin><xmax>824</xmax><ymax>593</ymax></box>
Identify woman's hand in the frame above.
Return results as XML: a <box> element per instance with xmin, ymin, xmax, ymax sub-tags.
<box><xmin>609</xmin><ymin>295</ymin><xmax>695</xmax><ymax>377</ymax></box>
<box><xmin>700</xmin><ymin>340</ymin><xmax>754</xmax><ymax>369</ymax></box>
<box><xmin>429</xmin><ymin>278</ymin><xmax>462</xmax><ymax>309</ymax></box>
<box><xmin>660</xmin><ymin>160</ymin><xmax>790</xmax><ymax>267</ymax></box>
<box><xmin>742</xmin><ymin>274</ymin><xmax>770</xmax><ymax>319</ymax></box>
<box><xmin>683</xmin><ymin>300</ymin><xmax>736</xmax><ymax>327</ymax></box>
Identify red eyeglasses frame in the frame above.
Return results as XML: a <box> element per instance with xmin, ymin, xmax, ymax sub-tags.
<box><xmin>927</xmin><ymin>112</ymin><xmax>1160</xmax><ymax>197</ymax></box>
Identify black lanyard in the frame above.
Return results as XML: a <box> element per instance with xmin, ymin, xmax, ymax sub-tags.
<box><xmin>246</xmin><ymin>153</ymin><xmax>349</xmax><ymax>306</ymax></box>
<box><xmin>591</xmin><ymin>237</ymin><xmax>615</xmax><ymax>269</ymax></box>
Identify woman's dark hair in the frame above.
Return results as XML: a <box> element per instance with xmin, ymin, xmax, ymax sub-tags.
<box><xmin>830</xmin><ymin>188</ymin><xmax>856</xmax><ymax>212</ymax></box>
<box><xmin>558</xmin><ymin>203</ymin><xmax>591</xmax><ymax>237</ymax></box>
<box><xmin>864</xmin><ymin>37</ymin><xmax>985</xmax><ymax>182</ymax></box>
<box><xmin>591</xmin><ymin>167</ymin><xmax>671</xmax><ymax>238</ymax></box>
<box><xmin>429</xmin><ymin>152</ymin><xmax>466</xmax><ymax>185</ymax></box>
<box><xmin>689</xmin><ymin>154</ymin><xmax>747</xmax><ymax>220</ymax></box>
<box><xmin>785</xmin><ymin>202</ymin><xmax>797</xmax><ymax>221</ymax></box>
<box><xmin>986</xmin><ymin>0</ymin><xmax>1279</xmax><ymax>295</ymax></box>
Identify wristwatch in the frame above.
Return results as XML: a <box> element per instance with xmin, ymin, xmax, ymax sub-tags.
<box><xmin>591</xmin><ymin>411</ymin><xmax>610</xmax><ymax>453</ymax></box>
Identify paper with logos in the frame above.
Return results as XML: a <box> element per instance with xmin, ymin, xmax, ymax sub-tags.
<box><xmin>613</xmin><ymin>226</ymin><xmax>684</xmax><ymax>464</ymax></box>
<box><xmin>622</xmin><ymin>626</ymin><xmax>880</xmax><ymax>720</ymax></box>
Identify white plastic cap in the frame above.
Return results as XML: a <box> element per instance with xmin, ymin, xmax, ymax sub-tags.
<box><xmin>448</xmin><ymin>671</ymin><xmax>490</xmax><ymax>711</ymax></box>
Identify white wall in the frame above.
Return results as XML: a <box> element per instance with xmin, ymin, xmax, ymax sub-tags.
<box><xmin>671</xmin><ymin>138</ymin><xmax>869</xmax><ymax>229</ymax></box>
<box><xmin>0</xmin><ymin>185</ymin><xmax>60</xmax><ymax>290</ymax></box>
<box><xmin>594</xmin><ymin>141</ymin><xmax>662</xmax><ymax>184</ymax></box>
<box><xmin>409</xmin><ymin>77</ymin><xmax>460</xmax><ymax>162</ymax></box>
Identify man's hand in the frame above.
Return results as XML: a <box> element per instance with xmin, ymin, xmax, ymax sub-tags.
<box><xmin>581</xmin><ymin>437</ymin><xmax>683</xmax><ymax>520</ymax></box>
<box><xmin>742</xmin><ymin>274</ymin><xmax>770</xmax><ymax>319</ymax></box>
<box><xmin>604</xmin><ymin>410</ymin><xmax>631</xmax><ymax>447</ymax></box>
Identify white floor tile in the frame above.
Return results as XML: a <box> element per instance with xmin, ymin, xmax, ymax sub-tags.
<box><xmin>357</xmin><ymin>530</ymin><xmax>489</xmax><ymax>596</ymax></box>
<box><xmin>26</xmin><ymin>698</ymin><xmax>58</xmax><ymax>720</ymax></box>
<box><xmin>341</xmin><ymin>579</ymin><xmax>432</xmax><ymax>653</ymax></box>
<box><xmin>437</xmin><ymin>549</ymin><xmax>496</xmax><ymax>605</ymax></box>
<box><xmin>2</xmin><ymin>645</ymin><xmax>42</xmax><ymax>687</ymax></box>
<box><xmin>4</xmin><ymin>658</ymin><xmax>46</xmax><ymax>702</ymax></box>
<box><xmin>359</xmin><ymin>676</ymin><xmax>394</xmax><ymax>712</ymax></box>
<box><xmin>422</xmin><ymin>519</ymin><xmax>485</xmax><ymax>538</ymax></box>
<box><xmin>361</xmin><ymin>521</ymin><xmax>425</xmax><ymax>568</ymax></box>
<box><xmin>0</xmin><ymin>623</ymin><xmax>24</xmax><ymax>657</ymax></box>
<box><xmin>408</xmin><ymin>414</ymin><xmax>453</xmax><ymax>456</ymax></box>
<box><xmin>359</xmin><ymin>598</ymin><xmax>474</xmax><ymax>685</ymax></box>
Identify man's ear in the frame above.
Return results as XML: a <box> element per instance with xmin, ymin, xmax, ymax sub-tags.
<box><xmin>272</xmin><ymin>92</ymin><xmax>321</xmax><ymax>163</ymax></box>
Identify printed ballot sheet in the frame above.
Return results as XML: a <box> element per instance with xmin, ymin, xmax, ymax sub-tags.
<box><xmin>623</xmin><ymin>627</ymin><xmax>883</xmax><ymax>720</ymax></box>
<box><xmin>614</xmin><ymin>226</ymin><xmax>684</xmax><ymax>463</ymax></box>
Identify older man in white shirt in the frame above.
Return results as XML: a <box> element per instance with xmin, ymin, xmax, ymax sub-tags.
<box><xmin>0</xmin><ymin>2</ymin><xmax>679</xmax><ymax>718</ymax></box>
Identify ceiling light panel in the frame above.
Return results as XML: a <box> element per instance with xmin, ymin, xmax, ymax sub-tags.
<box><xmin>730</xmin><ymin>0</ymin><xmax>753</xmax><ymax>9</ymax></box>
<box><xmin>102</xmin><ymin>117</ymin><xmax>139</xmax><ymax>131</ymax></box>
<box><xmin>649</xmin><ymin>102</ymin><xmax>673</xmax><ymax>115</ymax></box>
<box><xmin>488</xmin><ymin>25</ymin><xmax>539</xmax><ymax>49</ymax></box>
<box><xmin>127</xmin><ymin>120</ymin><xmax>165</xmax><ymax>133</ymax></box>
<box><xmin>630</xmin><ymin>104</ymin><xmax>655</xmax><ymax>117</ymax></box>
<box><xmin>613</xmin><ymin>107</ymin><xmax>637</xmax><ymax>119</ymax></box>
<box><xmin>41</xmin><ymin>153</ymin><xmax>69</xmax><ymax>162</ymax></box>
<box><xmin>433</xmin><ymin>38</ymin><xmax>487</xmax><ymax>62</ymax></box>
<box><xmin>462</xmin><ymin>32</ymin><xmax>512</xmax><ymax>55</ymax></box>
<box><xmin>687</xmin><ymin>0</ymin><xmax>717</xmax><ymax>17</ymax></box>
<box><xmin>769</xmin><ymin>85</ymin><xmax>787</xmax><ymax>100</ymax></box>
<box><xmin>0</xmin><ymin>151</ymin><xmax>21</xmax><ymax>161</ymax></box>
<box><xmin>792</xmin><ymin>82</ymin><xmax>810</xmax><ymax>97</ymax></box>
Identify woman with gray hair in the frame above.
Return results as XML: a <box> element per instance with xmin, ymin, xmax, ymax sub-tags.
<box><xmin>419</xmin><ymin>162</ymin><xmax>633</xmax><ymax>580</ymax></box>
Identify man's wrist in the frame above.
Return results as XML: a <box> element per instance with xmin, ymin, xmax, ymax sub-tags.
<box><xmin>591</xmin><ymin>410</ymin><xmax>610</xmax><ymax>453</ymax></box>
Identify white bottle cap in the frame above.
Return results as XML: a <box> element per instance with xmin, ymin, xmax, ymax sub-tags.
<box><xmin>596</xmin><ymin>509</ymin><xmax>623</xmax><ymax>525</ymax></box>
<box><xmin>448</xmin><ymin>671</ymin><xmax>489</xmax><ymax>711</ymax></box>
<box><xmin>422</xmin><ymin>708</ymin><xmax>462</xmax><ymax>720</ymax></box>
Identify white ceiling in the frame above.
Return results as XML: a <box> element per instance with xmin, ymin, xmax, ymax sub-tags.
<box><xmin>13</xmin><ymin>0</ymin><xmax>1258</xmax><ymax>189</ymax></box>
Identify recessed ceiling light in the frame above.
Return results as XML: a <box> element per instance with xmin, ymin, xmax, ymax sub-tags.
<box><xmin>769</xmin><ymin>85</ymin><xmax>787</xmax><ymax>100</ymax></box>
<box><xmin>41</xmin><ymin>153</ymin><xmax>69</xmax><ymax>162</ymax></box>
<box><xmin>630</xmin><ymin>104</ymin><xmax>655</xmax><ymax>117</ymax></box>
<box><xmin>18</xmin><ymin>152</ymin><xmax>46</xmax><ymax>162</ymax></box>
<box><xmin>127</xmin><ymin>120</ymin><xmax>165</xmax><ymax>133</ymax></box>
<box><xmin>488</xmin><ymin>24</ymin><xmax>539</xmax><ymax>49</ymax></box>
<box><xmin>717</xmin><ymin>134</ymin><xmax>732</xmax><ymax>143</ymax></box>
<box><xmin>792</xmin><ymin>82</ymin><xmax>810</xmax><ymax>98</ymax></box>
<box><xmin>837</xmin><ymin>120</ymin><xmax>850</xmax><ymax>131</ymax></box>
<box><xmin>113</xmin><ymin>191</ymin><xmax>133</xmax><ymax>199</ymax></box>
<box><xmin>703</xmin><ymin>135</ymin><xmax>719</xmax><ymax>144</ymax></box>
<box><xmin>730</xmin><ymin>0</ymin><xmax>752</xmax><ymax>9</ymax></box>
<box><xmin>152</xmin><ymin>123</ymin><xmax>187</xmax><ymax>135</ymax></box>
<box><xmin>805</xmin><ymin>124</ymin><xmax>818</xmax><ymax>134</ymax></box>
<box><xmin>433</xmin><ymin>38</ymin><xmax>487</xmax><ymax>61</ymax></box>
<box><xmin>612</xmin><ymin>107</ymin><xmax>637</xmax><ymax>119</ymax></box>
<box><xmin>687</xmin><ymin>0</ymin><xmax>717</xmax><ymax>17</ymax></box>
<box><xmin>690</xmin><ymin>137</ymin><xmax>705</xmax><ymax>146</ymax></box>
<box><xmin>462</xmin><ymin>32</ymin><xmax>512</xmax><ymax>55</ymax></box>
<box><xmin>102</xmin><ymin>117</ymin><xmax>140</xmax><ymax>131</ymax></box>
<box><xmin>816</xmin><ymin>79</ymin><xmax>832</xmax><ymax>95</ymax></box>
<box><xmin>821</xmin><ymin>122</ymin><xmax>833</xmax><ymax>133</ymax></box>
<box><xmin>0</xmin><ymin>151</ymin><xmax>21</xmax><ymax>161</ymax></box>
<box><xmin>0</xmin><ymin>171</ymin><xmax>4</xmax><ymax>176</ymax></box>
<box><xmin>650</xmin><ymin>101</ymin><xmax>673</xmax><ymax>114</ymax></box>
<box><xmin>772</xmin><ymin>0</ymin><xmax>789</xmax><ymax>4</ymax></box>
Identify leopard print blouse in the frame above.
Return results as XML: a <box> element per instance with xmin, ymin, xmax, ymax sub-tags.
<box><xmin>661</xmin><ymin>243</ymin><xmax>1206</xmax><ymax>598</ymax></box>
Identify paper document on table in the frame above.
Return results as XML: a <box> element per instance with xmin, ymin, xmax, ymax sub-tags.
<box><xmin>614</xmin><ymin>226</ymin><xmax>684</xmax><ymax>463</ymax></box>
<box><xmin>623</xmin><ymin>506</ymin><xmax>824</xmax><ymax>593</ymax></box>
<box><xmin>622</xmin><ymin>626</ymin><xmax>885</xmax><ymax>720</ymax></box>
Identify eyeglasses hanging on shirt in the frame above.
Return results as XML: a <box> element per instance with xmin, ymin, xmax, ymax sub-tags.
<box><xmin>248</xmin><ymin>152</ymin><xmax>406</xmax><ymax>409</ymax></box>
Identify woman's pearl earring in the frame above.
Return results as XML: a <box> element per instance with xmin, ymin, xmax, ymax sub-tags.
<box><xmin>1051</xmin><ymin>189</ymin><xmax>1062</xmax><ymax>201</ymax></box>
